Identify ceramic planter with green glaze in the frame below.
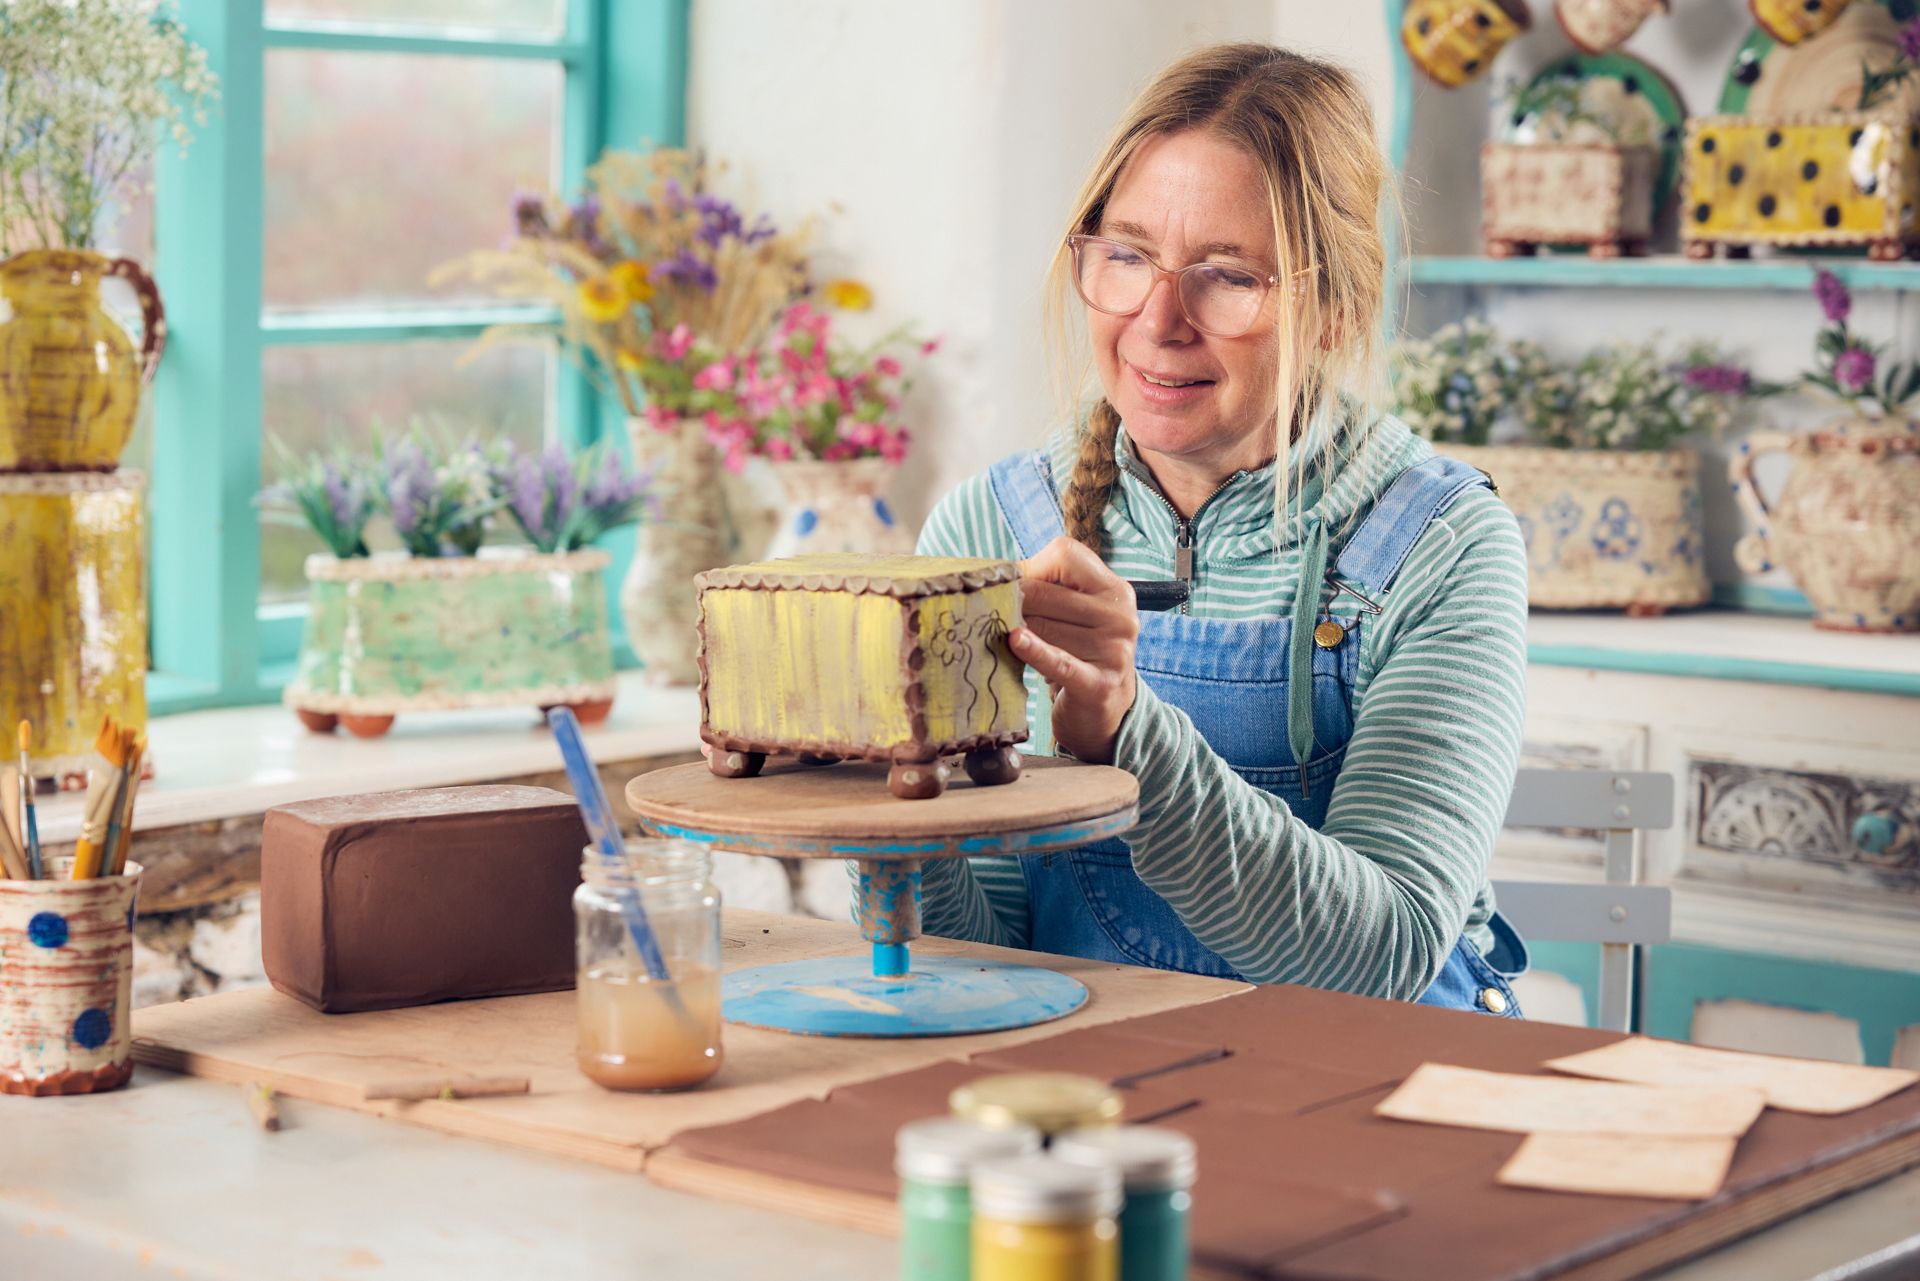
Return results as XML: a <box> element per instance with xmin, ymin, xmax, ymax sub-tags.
<box><xmin>284</xmin><ymin>549</ymin><xmax>617</xmax><ymax>736</ymax></box>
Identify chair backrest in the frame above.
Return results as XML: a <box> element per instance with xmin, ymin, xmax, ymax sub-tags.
<box><xmin>1491</xmin><ymin>768</ymin><xmax>1676</xmax><ymax>1033</ymax></box>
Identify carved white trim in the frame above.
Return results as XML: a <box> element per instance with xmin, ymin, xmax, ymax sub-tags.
<box><xmin>282</xmin><ymin>679</ymin><xmax>618</xmax><ymax>715</ymax></box>
<box><xmin>0</xmin><ymin>470</ymin><xmax>145</xmax><ymax>495</ymax></box>
<box><xmin>302</xmin><ymin>548</ymin><xmax>610</xmax><ymax>583</ymax></box>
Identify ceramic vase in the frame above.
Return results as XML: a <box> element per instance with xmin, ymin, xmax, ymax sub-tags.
<box><xmin>1481</xmin><ymin>143</ymin><xmax>1657</xmax><ymax>258</ymax></box>
<box><xmin>1402</xmin><ymin>0</ymin><xmax>1531</xmax><ymax>88</ymax></box>
<box><xmin>0</xmin><ymin>249</ymin><xmax>165</xmax><ymax>471</ymax></box>
<box><xmin>621</xmin><ymin>415</ymin><xmax>732</xmax><ymax>686</ymax></box>
<box><xmin>0</xmin><ymin>472</ymin><xmax>148</xmax><ymax>779</ymax></box>
<box><xmin>284</xmin><ymin>548</ymin><xmax>617</xmax><ymax>736</ymax></box>
<box><xmin>1731</xmin><ymin>418</ymin><xmax>1920</xmax><ymax>632</ymax></box>
<box><xmin>0</xmin><ymin>859</ymin><xmax>141</xmax><ymax>1096</ymax></box>
<box><xmin>1440</xmin><ymin>444</ymin><xmax>1709</xmax><ymax>614</ymax></box>
<box><xmin>762</xmin><ymin>457</ymin><xmax>915</xmax><ymax>561</ymax></box>
<box><xmin>1554</xmin><ymin>0</ymin><xmax>1665</xmax><ymax>53</ymax></box>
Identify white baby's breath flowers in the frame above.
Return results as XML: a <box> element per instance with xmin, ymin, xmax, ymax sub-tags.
<box><xmin>0</xmin><ymin>0</ymin><xmax>218</xmax><ymax>252</ymax></box>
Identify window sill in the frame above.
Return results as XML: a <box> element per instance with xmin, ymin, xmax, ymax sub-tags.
<box><xmin>38</xmin><ymin>669</ymin><xmax>701</xmax><ymax>845</ymax></box>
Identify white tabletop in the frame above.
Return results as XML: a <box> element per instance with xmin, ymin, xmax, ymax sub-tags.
<box><xmin>4</xmin><ymin>1069</ymin><xmax>1917</xmax><ymax>1281</ymax></box>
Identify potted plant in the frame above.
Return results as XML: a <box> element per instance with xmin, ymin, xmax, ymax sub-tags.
<box><xmin>691</xmin><ymin>300</ymin><xmax>934</xmax><ymax>559</ymax></box>
<box><xmin>436</xmin><ymin>150</ymin><xmax>813</xmax><ymax>686</ymax></box>
<box><xmin>1395</xmin><ymin>322</ymin><xmax>1768</xmax><ymax>614</ymax></box>
<box><xmin>265</xmin><ymin>435</ymin><xmax>650</xmax><ymax>736</ymax></box>
<box><xmin>1731</xmin><ymin>270</ymin><xmax>1920</xmax><ymax>631</ymax></box>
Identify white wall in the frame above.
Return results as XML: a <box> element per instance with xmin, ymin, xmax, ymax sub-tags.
<box><xmin>688</xmin><ymin>0</ymin><xmax>1312</xmax><ymax>532</ymax></box>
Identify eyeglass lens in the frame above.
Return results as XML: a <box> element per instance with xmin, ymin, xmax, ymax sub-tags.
<box><xmin>1073</xmin><ymin>237</ymin><xmax>1270</xmax><ymax>337</ymax></box>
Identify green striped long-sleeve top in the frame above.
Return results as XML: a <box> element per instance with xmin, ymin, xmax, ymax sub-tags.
<box><xmin>906</xmin><ymin>411</ymin><xmax>1530</xmax><ymax>1001</ymax></box>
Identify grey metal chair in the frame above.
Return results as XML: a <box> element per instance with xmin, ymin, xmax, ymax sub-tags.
<box><xmin>1491</xmin><ymin>768</ymin><xmax>1675</xmax><ymax>1033</ymax></box>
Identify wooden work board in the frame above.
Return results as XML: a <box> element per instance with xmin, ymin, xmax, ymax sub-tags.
<box><xmin>624</xmin><ymin>755</ymin><xmax>1139</xmax><ymax>858</ymax></box>
<box><xmin>130</xmin><ymin>909</ymin><xmax>1246</xmax><ymax>1172</ymax></box>
<box><xmin>648</xmin><ymin>983</ymin><xmax>1920</xmax><ymax>1281</ymax></box>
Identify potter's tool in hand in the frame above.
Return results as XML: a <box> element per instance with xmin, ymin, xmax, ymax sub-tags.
<box><xmin>1126</xmin><ymin>579</ymin><xmax>1190</xmax><ymax>612</ymax></box>
<box><xmin>547</xmin><ymin>708</ymin><xmax>692</xmax><ymax>1025</ymax></box>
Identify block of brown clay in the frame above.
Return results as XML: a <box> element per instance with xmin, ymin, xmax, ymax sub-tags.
<box><xmin>260</xmin><ymin>785</ymin><xmax>588</xmax><ymax>1013</ymax></box>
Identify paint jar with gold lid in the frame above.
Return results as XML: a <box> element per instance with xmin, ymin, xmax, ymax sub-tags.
<box><xmin>971</xmin><ymin>1154</ymin><xmax>1121</xmax><ymax>1281</ymax></box>
<box><xmin>1052</xmin><ymin>1126</ymin><xmax>1197</xmax><ymax>1281</ymax></box>
<box><xmin>573</xmin><ymin>839</ymin><xmax>723</xmax><ymax>1092</ymax></box>
<box><xmin>896</xmin><ymin>1116</ymin><xmax>1041</xmax><ymax>1281</ymax></box>
<box><xmin>949</xmin><ymin>1072</ymin><xmax>1123</xmax><ymax>1141</ymax></box>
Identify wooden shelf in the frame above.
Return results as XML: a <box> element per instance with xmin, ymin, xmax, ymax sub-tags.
<box><xmin>1528</xmin><ymin>610</ymin><xmax>1920</xmax><ymax>696</ymax></box>
<box><xmin>1407</xmin><ymin>255</ymin><xmax>1920</xmax><ymax>292</ymax></box>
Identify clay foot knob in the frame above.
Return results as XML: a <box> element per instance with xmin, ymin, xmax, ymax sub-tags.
<box><xmin>339</xmin><ymin>714</ymin><xmax>395</xmax><ymax>739</ymax></box>
<box><xmin>963</xmin><ymin>746</ymin><xmax>1023</xmax><ymax>787</ymax></box>
<box><xmin>295</xmin><ymin>709</ymin><xmax>340</xmax><ymax>734</ymax></box>
<box><xmin>708</xmin><ymin>748</ymin><xmax>767</xmax><ymax>779</ymax></box>
<box><xmin>889</xmin><ymin>761</ymin><xmax>950</xmax><ymax>800</ymax></box>
<box><xmin>1624</xmin><ymin>603</ymin><xmax>1669</xmax><ymax>619</ymax></box>
<box><xmin>541</xmin><ymin>698</ymin><xmax>614</xmax><ymax>726</ymax></box>
<box><xmin>796</xmin><ymin>752</ymin><xmax>842</xmax><ymax>767</ymax></box>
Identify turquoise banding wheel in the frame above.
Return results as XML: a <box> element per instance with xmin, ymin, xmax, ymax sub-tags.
<box><xmin>625</xmin><ymin>758</ymin><xmax>1138</xmax><ymax>1038</ymax></box>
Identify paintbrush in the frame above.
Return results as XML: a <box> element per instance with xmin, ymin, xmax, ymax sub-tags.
<box><xmin>0</xmin><ymin>772</ymin><xmax>25</xmax><ymax>881</ymax></box>
<box><xmin>71</xmin><ymin>719</ymin><xmax>131</xmax><ymax>880</ymax></box>
<box><xmin>17</xmin><ymin>722</ymin><xmax>40</xmax><ymax>880</ymax></box>
<box><xmin>104</xmin><ymin>735</ymin><xmax>145</xmax><ymax>877</ymax></box>
<box><xmin>546</xmin><ymin>708</ymin><xmax>695</xmax><ymax>1028</ymax></box>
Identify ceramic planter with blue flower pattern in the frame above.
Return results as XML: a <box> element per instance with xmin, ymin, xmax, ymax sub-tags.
<box><xmin>1438</xmin><ymin>444</ymin><xmax>1709</xmax><ymax>615</ymax></box>
<box><xmin>761</xmin><ymin>457</ymin><xmax>915</xmax><ymax>561</ymax></box>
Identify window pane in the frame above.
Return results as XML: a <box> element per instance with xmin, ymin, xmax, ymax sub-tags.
<box><xmin>264</xmin><ymin>49</ymin><xmax>560</xmax><ymax>310</ymax></box>
<box><xmin>259</xmin><ymin>339</ymin><xmax>550</xmax><ymax>602</ymax></box>
<box><xmin>266</xmin><ymin>0</ymin><xmax>564</xmax><ymax>38</ymax></box>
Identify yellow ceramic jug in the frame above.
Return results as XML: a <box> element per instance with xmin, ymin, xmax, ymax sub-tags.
<box><xmin>0</xmin><ymin>249</ymin><xmax>165</xmax><ymax>472</ymax></box>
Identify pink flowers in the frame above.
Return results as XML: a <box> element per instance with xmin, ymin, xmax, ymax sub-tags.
<box><xmin>1814</xmin><ymin>269</ymin><xmax>1850</xmax><ymax>327</ymax></box>
<box><xmin>681</xmin><ymin>301</ymin><xmax>931</xmax><ymax>473</ymax></box>
<box><xmin>1834</xmin><ymin>347</ymin><xmax>1877</xmax><ymax>395</ymax></box>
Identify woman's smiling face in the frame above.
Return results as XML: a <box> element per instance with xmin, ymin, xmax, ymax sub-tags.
<box><xmin>1088</xmin><ymin>129</ymin><xmax>1287</xmax><ymax>481</ymax></box>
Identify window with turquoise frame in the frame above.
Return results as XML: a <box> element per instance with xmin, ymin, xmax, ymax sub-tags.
<box><xmin>147</xmin><ymin>0</ymin><xmax>686</xmax><ymax>715</ymax></box>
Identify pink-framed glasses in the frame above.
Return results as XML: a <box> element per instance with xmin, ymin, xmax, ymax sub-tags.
<box><xmin>1066</xmin><ymin>233</ymin><xmax>1315</xmax><ymax>338</ymax></box>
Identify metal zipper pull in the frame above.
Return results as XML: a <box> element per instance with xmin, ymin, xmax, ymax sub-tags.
<box><xmin>1174</xmin><ymin>522</ymin><xmax>1194</xmax><ymax>584</ymax></box>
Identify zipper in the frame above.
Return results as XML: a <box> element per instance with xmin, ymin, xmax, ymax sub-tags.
<box><xmin>1127</xmin><ymin>465</ymin><xmax>1245</xmax><ymax>615</ymax></box>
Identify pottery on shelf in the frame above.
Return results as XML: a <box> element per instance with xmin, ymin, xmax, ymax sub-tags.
<box><xmin>761</xmin><ymin>457</ymin><xmax>915</xmax><ymax>561</ymax></box>
<box><xmin>1731</xmin><ymin>418</ymin><xmax>1920</xmax><ymax>632</ymax></box>
<box><xmin>1750</xmin><ymin>0</ymin><xmax>1849</xmax><ymax>46</ymax></box>
<box><xmin>1554</xmin><ymin>0</ymin><xmax>1666</xmax><ymax>53</ymax></box>
<box><xmin>621</xmin><ymin>415</ymin><xmax>732</xmax><ymax>688</ymax></box>
<box><xmin>0</xmin><ymin>249</ymin><xmax>165</xmax><ymax>472</ymax></box>
<box><xmin>1440</xmin><ymin>444</ymin><xmax>1709</xmax><ymax>615</ymax></box>
<box><xmin>1482</xmin><ymin>142</ymin><xmax>1657</xmax><ymax>258</ymax></box>
<box><xmin>284</xmin><ymin>548</ymin><xmax>617</xmax><ymax>736</ymax></box>
<box><xmin>1402</xmin><ymin>0</ymin><xmax>1531</xmax><ymax>89</ymax></box>
<box><xmin>1683</xmin><ymin>111</ymin><xmax>1920</xmax><ymax>263</ymax></box>
<box><xmin>0</xmin><ymin>472</ymin><xmax>148</xmax><ymax>777</ymax></box>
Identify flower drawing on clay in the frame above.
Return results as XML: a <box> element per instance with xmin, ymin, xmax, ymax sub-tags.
<box><xmin>1543</xmin><ymin>491</ymin><xmax>1584</xmax><ymax>536</ymax></box>
<box><xmin>1590</xmin><ymin>498</ymin><xmax>1644</xmax><ymax>560</ymax></box>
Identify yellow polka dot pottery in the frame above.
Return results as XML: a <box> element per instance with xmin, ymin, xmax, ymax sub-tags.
<box><xmin>1682</xmin><ymin>111</ymin><xmax>1920</xmax><ymax>261</ymax></box>
<box><xmin>1749</xmin><ymin>0</ymin><xmax>1849</xmax><ymax>46</ymax></box>
<box><xmin>0</xmin><ymin>249</ymin><xmax>165</xmax><ymax>472</ymax></box>
<box><xmin>1402</xmin><ymin>0</ymin><xmax>1532</xmax><ymax>88</ymax></box>
<box><xmin>0</xmin><ymin>473</ymin><xmax>148</xmax><ymax>780</ymax></box>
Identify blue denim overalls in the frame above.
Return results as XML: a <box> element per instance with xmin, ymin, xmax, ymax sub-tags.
<box><xmin>986</xmin><ymin>447</ymin><xmax>1528</xmax><ymax>1017</ymax></box>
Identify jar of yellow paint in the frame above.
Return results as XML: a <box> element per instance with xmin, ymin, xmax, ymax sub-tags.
<box><xmin>949</xmin><ymin>1072</ymin><xmax>1123</xmax><ymax>1140</ymax></box>
<box><xmin>971</xmin><ymin>1155</ymin><xmax>1121</xmax><ymax>1281</ymax></box>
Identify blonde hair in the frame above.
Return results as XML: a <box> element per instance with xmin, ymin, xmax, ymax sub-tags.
<box><xmin>1045</xmin><ymin>43</ymin><xmax>1391</xmax><ymax>552</ymax></box>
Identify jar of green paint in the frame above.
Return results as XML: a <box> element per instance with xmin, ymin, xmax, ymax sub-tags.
<box><xmin>1051</xmin><ymin>1126</ymin><xmax>1197</xmax><ymax>1281</ymax></box>
<box><xmin>897</xmin><ymin>1116</ymin><xmax>1042</xmax><ymax>1281</ymax></box>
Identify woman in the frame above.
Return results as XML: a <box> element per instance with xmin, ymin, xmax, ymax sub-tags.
<box><xmin>915</xmin><ymin>43</ymin><xmax>1531</xmax><ymax>1015</ymax></box>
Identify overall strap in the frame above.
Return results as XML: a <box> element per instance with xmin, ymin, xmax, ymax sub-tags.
<box><xmin>1332</xmin><ymin>455</ymin><xmax>1493</xmax><ymax>604</ymax></box>
<box><xmin>987</xmin><ymin>450</ymin><xmax>1068</xmax><ymax>560</ymax></box>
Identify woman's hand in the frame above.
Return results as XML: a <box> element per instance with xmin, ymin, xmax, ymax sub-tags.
<box><xmin>1009</xmin><ymin>537</ymin><xmax>1139</xmax><ymax>765</ymax></box>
